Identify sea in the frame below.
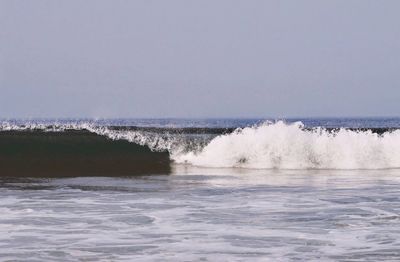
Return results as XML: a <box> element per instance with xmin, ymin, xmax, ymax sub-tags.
<box><xmin>1</xmin><ymin>118</ymin><xmax>400</xmax><ymax>261</ymax></box>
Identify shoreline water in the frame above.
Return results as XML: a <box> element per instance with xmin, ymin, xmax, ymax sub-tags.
<box><xmin>1</xmin><ymin>168</ymin><xmax>400</xmax><ymax>261</ymax></box>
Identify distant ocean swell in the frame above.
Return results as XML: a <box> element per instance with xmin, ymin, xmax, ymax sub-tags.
<box><xmin>1</xmin><ymin>121</ymin><xmax>400</xmax><ymax>176</ymax></box>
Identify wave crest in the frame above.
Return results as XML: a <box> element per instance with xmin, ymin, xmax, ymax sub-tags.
<box><xmin>2</xmin><ymin>120</ymin><xmax>400</xmax><ymax>170</ymax></box>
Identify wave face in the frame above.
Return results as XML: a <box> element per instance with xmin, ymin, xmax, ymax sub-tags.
<box><xmin>0</xmin><ymin>128</ymin><xmax>171</xmax><ymax>177</ymax></box>
<box><xmin>172</xmin><ymin>121</ymin><xmax>400</xmax><ymax>170</ymax></box>
<box><xmin>1</xmin><ymin>120</ymin><xmax>400</xmax><ymax>172</ymax></box>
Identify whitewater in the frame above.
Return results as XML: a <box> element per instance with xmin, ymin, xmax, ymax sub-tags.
<box><xmin>173</xmin><ymin>121</ymin><xmax>400</xmax><ymax>170</ymax></box>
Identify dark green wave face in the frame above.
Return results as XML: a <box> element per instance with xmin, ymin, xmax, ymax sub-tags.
<box><xmin>0</xmin><ymin>130</ymin><xmax>170</xmax><ymax>177</ymax></box>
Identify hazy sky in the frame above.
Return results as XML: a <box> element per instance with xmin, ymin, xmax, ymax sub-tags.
<box><xmin>1</xmin><ymin>0</ymin><xmax>399</xmax><ymax>118</ymax></box>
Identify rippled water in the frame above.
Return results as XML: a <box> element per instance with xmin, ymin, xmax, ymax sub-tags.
<box><xmin>1</xmin><ymin>167</ymin><xmax>400</xmax><ymax>261</ymax></box>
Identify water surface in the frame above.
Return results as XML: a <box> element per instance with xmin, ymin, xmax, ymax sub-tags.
<box><xmin>1</xmin><ymin>118</ymin><xmax>400</xmax><ymax>261</ymax></box>
<box><xmin>1</xmin><ymin>167</ymin><xmax>400</xmax><ymax>261</ymax></box>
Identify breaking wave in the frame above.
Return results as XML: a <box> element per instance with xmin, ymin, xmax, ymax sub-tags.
<box><xmin>1</xmin><ymin>121</ymin><xmax>400</xmax><ymax>170</ymax></box>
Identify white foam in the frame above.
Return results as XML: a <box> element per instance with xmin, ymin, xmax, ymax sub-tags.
<box><xmin>172</xmin><ymin>121</ymin><xmax>400</xmax><ymax>170</ymax></box>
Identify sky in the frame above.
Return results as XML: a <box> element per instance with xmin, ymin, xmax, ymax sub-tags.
<box><xmin>1</xmin><ymin>0</ymin><xmax>400</xmax><ymax>118</ymax></box>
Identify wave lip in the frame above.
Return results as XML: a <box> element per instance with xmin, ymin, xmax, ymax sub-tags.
<box><xmin>172</xmin><ymin>121</ymin><xmax>400</xmax><ymax>170</ymax></box>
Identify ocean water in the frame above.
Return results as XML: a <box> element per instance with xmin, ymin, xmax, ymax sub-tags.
<box><xmin>1</xmin><ymin>118</ymin><xmax>400</xmax><ymax>261</ymax></box>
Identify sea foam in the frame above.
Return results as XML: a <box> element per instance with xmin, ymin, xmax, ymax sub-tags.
<box><xmin>171</xmin><ymin>121</ymin><xmax>400</xmax><ymax>170</ymax></box>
